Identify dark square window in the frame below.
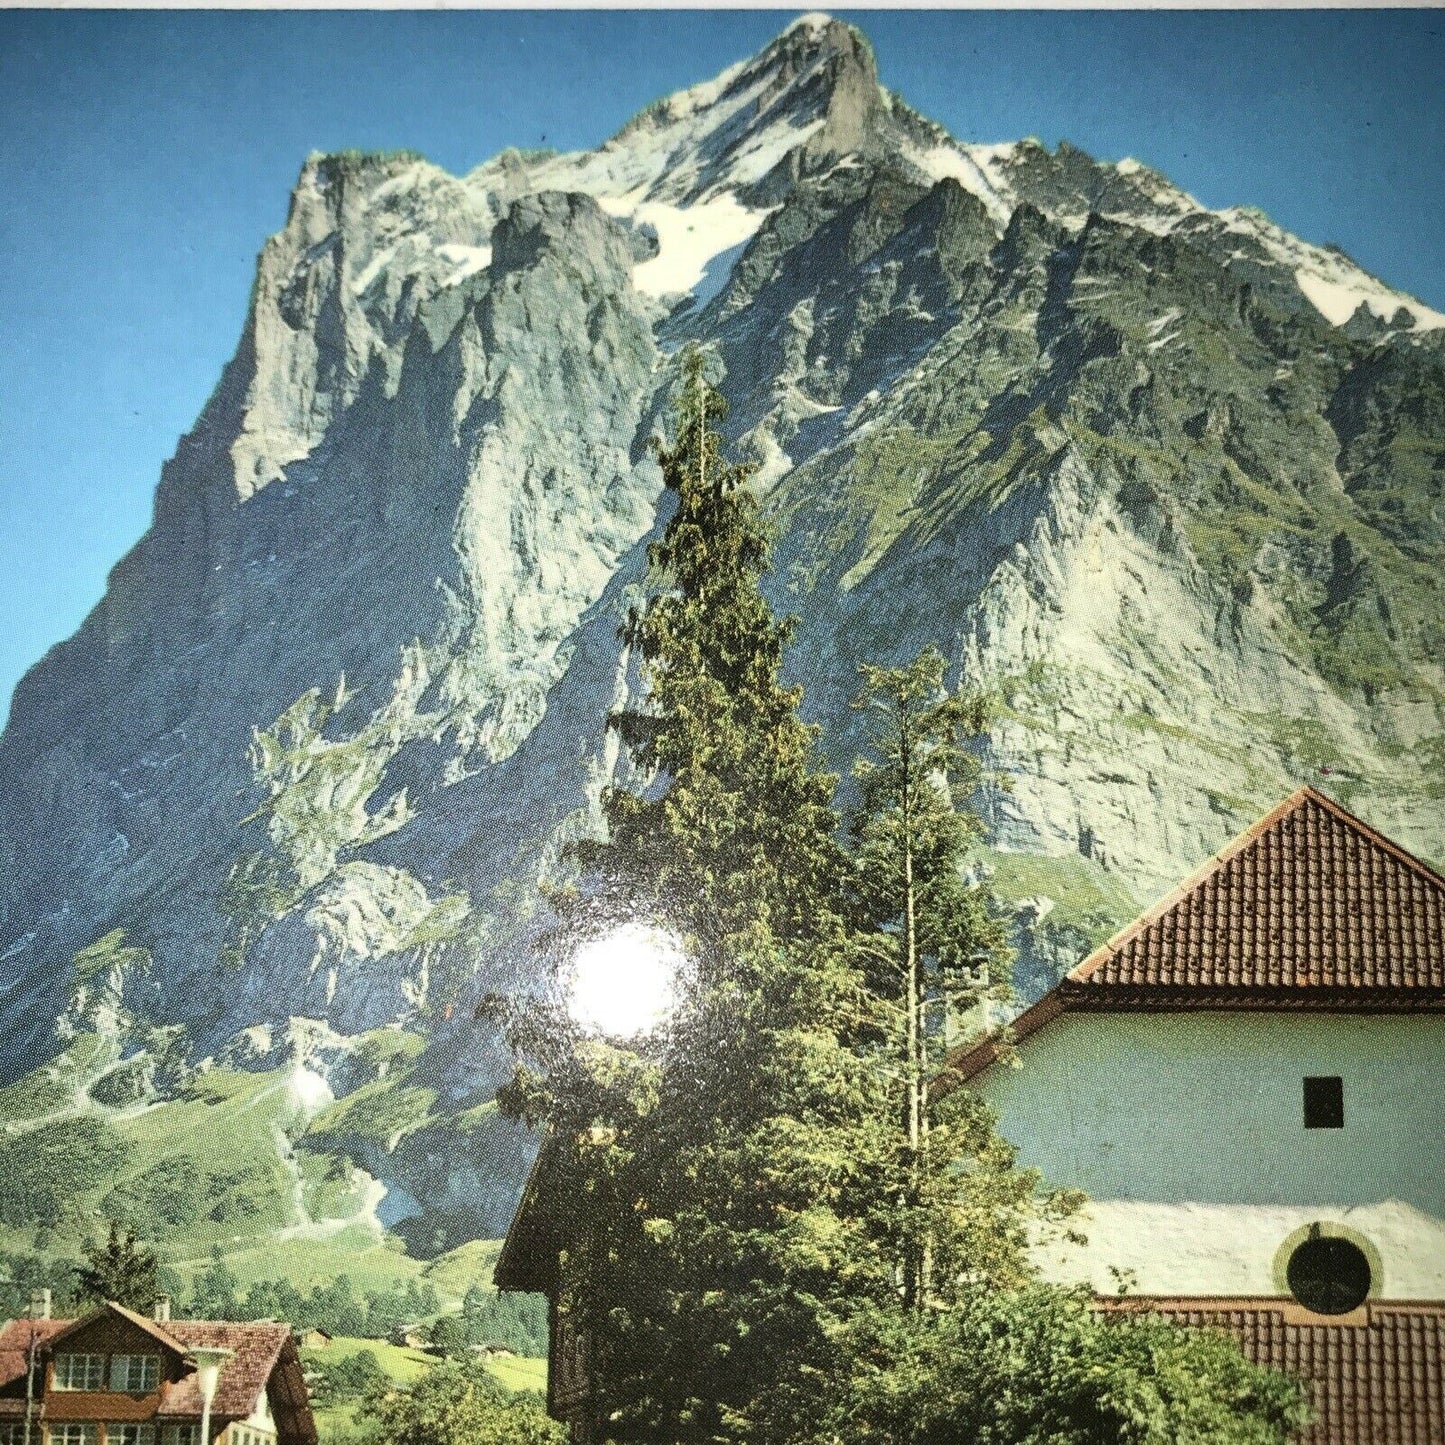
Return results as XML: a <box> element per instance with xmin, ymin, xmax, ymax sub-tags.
<box><xmin>1304</xmin><ymin>1076</ymin><xmax>1344</xmax><ymax>1129</ymax></box>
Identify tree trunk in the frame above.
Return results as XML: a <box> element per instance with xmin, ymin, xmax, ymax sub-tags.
<box><xmin>902</xmin><ymin>705</ymin><xmax>924</xmax><ymax>1312</ymax></box>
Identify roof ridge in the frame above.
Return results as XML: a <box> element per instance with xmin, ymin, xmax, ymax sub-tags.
<box><xmin>106</xmin><ymin>1301</ymin><xmax>189</xmax><ymax>1354</ymax></box>
<box><xmin>1068</xmin><ymin>788</ymin><xmax>1313</xmax><ymax>985</ymax></box>
<box><xmin>46</xmin><ymin>1303</ymin><xmax>188</xmax><ymax>1356</ymax></box>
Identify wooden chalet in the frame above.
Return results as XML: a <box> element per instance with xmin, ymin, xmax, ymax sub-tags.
<box><xmin>0</xmin><ymin>1300</ymin><xmax>317</xmax><ymax>1445</ymax></box>
<box><xmin>494</xmin><ymin>1153</ymin><xmax>594</xmax><ymax>1442</ymax></box>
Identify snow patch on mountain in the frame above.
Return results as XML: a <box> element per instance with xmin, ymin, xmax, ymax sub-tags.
<box><xmin>906</xmin><ymin>137</ymin><xmax>1015</xmax><ymax>226</ymax></box>
<box><xmin>475</xmin><ymin>20</ymin><xmax>833</xmax><ymax>210</ymax></box>
<box><xmin>435</xmin><ymin>243</ymin><xmax>492</xmax><ymax>286</ymax></box>
<box><xmin>618</xmin><ymin>192</ymin><xmax>774</xmax><ymax>299</ymax></box>
<box><xmin>452</xmin><ymin>14</ymin><xmax>882</xmax><ymax>306</ymax></box>
<box><xmin>1105</xmin><ymin>159</ymin><xmax>1204</xmax><ymax>236</ymax></box>
<box><xmin>285</xmin><ymin>13</ymin><xmax>1443</xmax><ymax>378</ymax></box>
<box><xmin>1218</xmin><ymin>206</ymin><xmax>1444</xmax><ymax>332</ymax></box>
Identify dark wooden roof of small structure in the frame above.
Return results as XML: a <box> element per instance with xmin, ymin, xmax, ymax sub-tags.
<box><xmin>494</xmin><ymin>1138</ymin><xmax>561</xmax><ymax>1297</ymax></box>
<box><xmin>939</xmin><ymin>788</ymin><xmax>1445</xmax><ymax>1092</ymax></box>
<box><xmin>1096</xmin><ymin>1296</ymin><xmax>1445</xmax><ymax>1444</ymax></box>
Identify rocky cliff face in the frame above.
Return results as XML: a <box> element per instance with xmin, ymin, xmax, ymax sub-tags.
<box><xmin>2</xmin><ymin>13</ymin><xmax>1443</xmax><ymax>1254</ymax></box>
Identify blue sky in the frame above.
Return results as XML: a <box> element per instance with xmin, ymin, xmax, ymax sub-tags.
<box><xmin>2</xmin><ymin>8</ymin><xmax>1444</xmax><ymax>713</ymax></box>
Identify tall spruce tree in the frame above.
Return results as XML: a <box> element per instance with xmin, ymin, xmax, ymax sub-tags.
<box><xmin>848</xmin><ymin>647</ymin><xmax>1025</xmax><ymax>1308</ymax></box>
<box><xmin>75</xmin><ymin>1222</ymin><xmax>160</xmax><ymax>1310</ymax></box>
<box><xmin>597</xmin><ymin>345</ymin><xmax>846</xmax><ymax>960</ymax></box>
<box><xmin>500</xmin><ymin>348</ymin><xmax>891</xmax><ymax>1445</ymax></box>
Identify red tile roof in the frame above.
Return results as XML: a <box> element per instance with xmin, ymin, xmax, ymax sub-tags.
<box><xmin>940</xmin><ymin>788</ymin><xmax>1445</xmax><ymax>1089</ymax></box>
<box><xmin>153</xmin><ymin>1322</ymin><xmax>315</xmax><ymax>1445</ymax></box>
<box><xmin>1097</xmin><ymin>1297</ymin><xmax>1445</xmax><ymax>1445</ymax></box>
<box><xmin>154</xmin><ymin>1321</ymin><xmax>292</xmax><ymax>1420</ymax></box>
<box><xmin>0</xmin><ymin>1319</ymin><xmax>66</xmax><ymax>1392</ymax></box>
<box><xmin>1074</xmin><ymin>788</ymin><xmax>1445</xmax><ymax>995</ymax></box>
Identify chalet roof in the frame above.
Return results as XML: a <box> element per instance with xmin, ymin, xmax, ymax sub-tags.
<box><xmin>0</xmin><ymin>1307</ymin><xmax>316</xmax><ymax>1445</ymax></box>
<box><xmin>154</xmin><ymin>1321</ymin><xmax>292</xmax><ymax>1420</ymax></box>
<box><xmin>0</xmin><ymin>1319</ymin><xmax>66</xmax><ymax>1392</ymax></box>
<box><xmin>1096</xmin><ymin>1296</ymin><xmax>1445</xmax><ymax>1445</ymax></box>
<box><xmin>62</xmin><ymin>1301</ymin><xmax>190</xmax><ymax>1356</ymax></box>
<box><xmin>941</xmin><ymin>788</ymin><xmax>1445</xmax><ymax>1089</ymax></box>
<box><xmin>495</xmin><ymin>1138</ymin><xmax>560</xmax><ymax>1297</ymax></box>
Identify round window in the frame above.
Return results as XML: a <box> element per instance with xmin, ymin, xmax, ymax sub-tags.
<box><xmin>1286</xmin><ymin>1235</ymin><xmax>1372</xmax><ymax>1315</ymax></box>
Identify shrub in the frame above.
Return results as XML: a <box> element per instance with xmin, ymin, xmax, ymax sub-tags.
<box><xmin>0</xmin><ymin>1118</ymin><xmax>131</xmax><ymax>1226</ymax></box>
<box><xmin>312</xmin><ymin>1349</ymin><xmax>388</xmax><ymax>1406</ymax></box>
<box><xmin>835</xmin><ymin>1284</ymin><xmax>1310</xmax><ymax>1445</ymax></box>
<box><xmin>370</xmin><ymin>1359</ymin><xmax>562</xmax><ymax>1445</ymax></box>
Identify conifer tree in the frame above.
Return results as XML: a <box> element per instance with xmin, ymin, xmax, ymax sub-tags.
<box><xmin>594</xmin><ymin>345</ymin><xmax>846</xmax><ymax>961</ymax></box>
<box><xmin>75</xmin><ymin>1222</ymin><xmax>159</xmax><ymax>1311</ymax></box>
<box><xmin>847</xmin><ymin>647</ymin><xmax>1021</xmax><ymax>1308</ymax></box>
<box><xmin>188</xmin><ymin>1246</ymin><xmax>240</xmax><ymax>1319</ymax></box>
<box><xmin>833</xmin><ymin>651</ymin><xmax>1306</xmax><ymax>1445</ymax></box>
<box><xmin>500</xmin><ymin>348</ymin><xmax>889</xmax><ymax>1445</ymax></box>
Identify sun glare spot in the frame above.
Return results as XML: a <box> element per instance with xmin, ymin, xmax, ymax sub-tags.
<box><xmin>568</xmin><ymin>923</ymin><xmax>683</xmax><ymax>1037</ymax></box>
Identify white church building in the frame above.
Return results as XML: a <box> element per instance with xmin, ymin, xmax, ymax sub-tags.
<box><xmin>941</xmin><ymin>785</ymin><xmax>1445</xmax><ymax>1441</ymax></box>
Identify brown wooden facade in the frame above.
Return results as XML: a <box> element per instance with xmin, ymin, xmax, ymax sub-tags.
<box><xmin>495</xmin><ymin>1150</ymin><xmax>604</xmax><ymax>1444</ymax></box>
<box><xmin>545</xmin><ymin>1296</ymin><xmax>596</xmax><ymax>1445</ymax></box>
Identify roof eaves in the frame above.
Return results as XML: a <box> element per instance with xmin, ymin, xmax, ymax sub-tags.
<box><xmin>494</xmin><ymin>1137</ymin><xmax>557</xmax><ymax>1295</ymax></box>
<box><xmin>933</xmin><ymin>988</ymin><xmax>1065</xmax><ymax>1094</ymax></box>
<box><xmin>1092</xmin><ymin>1292</ymin><xmax>1445</xmax><ymax>1328</ymax></box>
<box><xmin>266</xmin><ymin>1336</ymin><xmax>318</xmax><ymax>1445</ymax></box>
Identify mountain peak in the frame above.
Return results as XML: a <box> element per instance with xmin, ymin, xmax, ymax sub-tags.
<box><xmin>593</xmin><ymin>9</ymin><xmax>884</xmax><ymax>203</ymax></box>
<box><xmin>783</xmin><ymin>11</ymin><xmax>839</xmax><ymax>36</ymax></box>
<box><xmin>3</xmin><ymin>6</ymin><xmax>1445</xmax><ymax>1280</ymax></box>
<box><xmin>766</xmin><ymin>8</ymin><xmax>873</xmax><ymax>65</ymax></box>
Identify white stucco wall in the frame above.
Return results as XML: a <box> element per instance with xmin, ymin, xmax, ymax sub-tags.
<box><xmin>1030</xmin><ymin>1199</ymin><xmax>1445</xmax><ymax>1298</ymax></box>
<box><xmin>245</xmin><ymin>1389</ymin><xmax>277</xmax><ymax>1429</ymax></box>
<box><xmin>972</xmin><ymin>1011</ymin><xmax>1445</xmax><ymax>1296</ymax></box>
